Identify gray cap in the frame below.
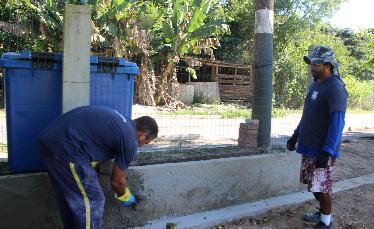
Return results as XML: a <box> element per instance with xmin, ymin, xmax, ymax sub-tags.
<box><xmin>303</xmin><ymin>45</ymin><xmax>339</xmax><ymax>70</ymax></box>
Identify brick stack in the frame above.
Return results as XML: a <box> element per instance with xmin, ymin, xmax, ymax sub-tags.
<box><xmin>238</xmin><ymin>119</ymin><xmax>259</xmax><ymax>148</ymax></box>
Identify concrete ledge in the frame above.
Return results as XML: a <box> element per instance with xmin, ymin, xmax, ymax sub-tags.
<box><xmin>99</xmin><ymin>152</ymin><xmax>302</xmax><ymax>227</ymax></box>
<box><xmin>140</xmin><ymin>173</ymin><xmax>374</xmax><ymax>229</ymax></box>
<box><xmin>0</xmin><ymin>173</ymin><xmax>61</xmax><ymax>229</ymax></box>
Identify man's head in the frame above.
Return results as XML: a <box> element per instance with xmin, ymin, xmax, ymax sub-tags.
<box><xmin>134</xmin><ymin>116</ymin><xmax>158</xmax><ymax>147</ymax></box>
<box><xmin>304</xmin><ymin>45</ymin><xmax>338</xmax><ymax>81</ymax></box>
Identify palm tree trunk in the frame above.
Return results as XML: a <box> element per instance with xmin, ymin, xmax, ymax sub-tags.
<box><xmin>154</xmin><ymin>57</ymin><xmax>184</xmax><ymax>108</ymax></box>
<box><xmin>155</xmin><ymin>58</ymin><xmax>173</xmax><ymax>105</ymax></box>
<box><xmin>136</xmin><ymin>55</ymin><xmax>156</xmax><ymax>106</ymax></box>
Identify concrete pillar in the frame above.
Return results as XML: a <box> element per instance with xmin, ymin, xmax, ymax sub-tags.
<box><xmin>62</xmin><ymin>4</ymin><xmax>91</xmax><ymax>113</ymax></box>
<box><xmin>252</xmin><ymin>0</ymin><xmax>274</xmax><ymax>147</ymax></box>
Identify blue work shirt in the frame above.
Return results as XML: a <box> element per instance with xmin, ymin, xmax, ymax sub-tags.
<box><xmin>39</xmin><ymin>106</ymin><xmax>138</xmax><ymax>171</ymax></box>
<box><xmin>297</xmin><ymin>75</ymin><xmax>347</xmax><ymax>150</ymax></box>
<box><xmin>295</xmin><ymin>111</ymin><xmax>345</xmax><ymax>158</ymax></box>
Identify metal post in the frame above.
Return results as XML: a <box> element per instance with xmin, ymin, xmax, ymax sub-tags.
<box><xmin>307</xmin><ymin>45</ymin><xmax>315</xmax><ymax>84</ymax></box>
<box><xmin>252</xmin><ymin>0</ymin><xmax>274</xmax><ymax>147</ymax></box>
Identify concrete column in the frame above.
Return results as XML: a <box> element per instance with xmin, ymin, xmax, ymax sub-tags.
<box><xmin>62</xmin><ymin>4</ymin><xmax>91</xmax><ymax>113</ymax></box>
<box><xmin>252</xmin><ymin>0</ymin><xmax>274</xmax><ymax>147</ymax></box>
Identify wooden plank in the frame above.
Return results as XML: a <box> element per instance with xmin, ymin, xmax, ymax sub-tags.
<box><xmin>217</xmin><ymin>74</ymin><xmax>251</xmax><ymax>80</ymax></box>
<box><xmin>219</xmin><ymin>85</ymin><xmax>251</xmax><ymax>89</ymax></box>
<box><xmin>217</xmin><ymin>79</ymin><xmax>251</xmax><ymax>84</ymax></box>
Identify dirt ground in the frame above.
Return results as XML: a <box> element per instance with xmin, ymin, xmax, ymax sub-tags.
<box><xmin>211</xmin><ymin>132</ymin><xmax>374</xmax><ymax>229</ymax></box>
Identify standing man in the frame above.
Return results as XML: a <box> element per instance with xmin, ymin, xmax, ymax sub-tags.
<box><xmin>38</xmin><ymin>105</ymin><xmax>158</xmax><ymax>229</ymax></box>
<box><xmin>287</xmin><ymin>46</ymin><xmax>348</xmax><ymax>229</ymax></box>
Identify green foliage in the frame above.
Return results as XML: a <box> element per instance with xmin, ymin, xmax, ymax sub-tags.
<box><xmin>216</xmin><ymin>0</ymin><xmax>255</xmax><ymax>63</ymax></box>
<box><xmin>0</xmin><ymin>0</ymin><xmax>40</xmax><ymax>52</ymax></box>
<box><xmin>223</xmin><ymin>0</ymin><xmax>373</xmax><ymax>111</ymax></box>
<box><xmin>186</xmin><ymin>67</ymin><xmax>197</xmax><ymax>79</ymax></box>
<box><xmin>273</xmin><ymin>0</ymin><xmax>344</xmax><ymax>56</ymax></box>
<box><xmin>344</xmin><ymin>75</ymin><xmax>374</xmax><ymax>110</ymax></box>
<box><xmin>335</xmin><ymin>29</ymin><xmax>374</xmax><ymax>81</ymax></box>
<box><xmin>192</xmin><ymin>93</ymin><xmax>219</xmax><ymax>104</ymax></box>
<box><xmin>171</xmin><ymin>103</ymin><xmax>251</xmax><ymax>118</ymax></box>
<box><xmin>168</xmin><ymin>103</ymin><xmax>300</xmax><ymax>118</ymax></box>
<box><xmin>273</xmin><ymin>24</ymin><xmax>353</xmax><ymax>108</ymax></box>
<box><xmin>192</xmin><ymin>93</ymin><xmax>205</xmax><ymax>104</ymax></box>
<box><xmin>160</xmin><ymin>0</ymin><xmax>229</xmax><ymax>58</ymax></box>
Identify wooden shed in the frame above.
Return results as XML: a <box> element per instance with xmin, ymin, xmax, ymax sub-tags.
<box><xmin>178</xmin><ymin>57</ymin><xmax>253</xmax><ymax>103</ymax></box>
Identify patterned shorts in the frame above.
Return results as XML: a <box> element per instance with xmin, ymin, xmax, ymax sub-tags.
<box><xmin>300</xmin><ymin>155</ymin><xmax>336</xmax><ymax>193</ymax></box>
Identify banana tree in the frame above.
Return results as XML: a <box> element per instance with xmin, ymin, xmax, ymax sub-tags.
<box><xmin>155</xmin><ymin>0</ymin><xmax>229</xmax><ymax>106</ymax></box>
<box><xmin>20</xmin><ymin>0</ymin><xmax>95</xmax><ymax>51</ymax></box>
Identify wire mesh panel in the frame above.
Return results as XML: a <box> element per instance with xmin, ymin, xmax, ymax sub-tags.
<box><xmin>132</xmin><ymin>79</ymin><xmax>256</xmax><ymax>158</ymax></box>
<box><xmin>134</xmin><ymin>114</ymin><xmax>244</xmax><ymax>154</ymax></box>
<box><xmin>132</xmin><ymin>105</ymin><xmax>300</xmax><ymax>157</ymax></box>
<box><xmin>271</xmin><ymin>113</ymin><xmax>301</xmax><ymax>147</ymax></box>
<box><xmin>0</xmin><ymin>107</ymin><xmax>6</xmax><ymax>162</ymax></box>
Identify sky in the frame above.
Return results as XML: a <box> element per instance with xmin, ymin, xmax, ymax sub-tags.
<box><xmin>328</xmin><ymin>0</ymin><xmax>374</xmax><ymax>30</ymax></box>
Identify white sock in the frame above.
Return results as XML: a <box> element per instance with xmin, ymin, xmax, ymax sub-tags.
<box><xmin>321</xmin><ymin>213</ymin><xmax>331</xmax><ymax>226</ymax></box>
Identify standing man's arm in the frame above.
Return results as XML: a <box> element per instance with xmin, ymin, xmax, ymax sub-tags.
<box><xmin>316</xmin><ymin>82</ymin><xmax>348</xmax><ymax>168</ymax></box>
<box><xmin>322</xmin><ymin>111</ymin><xmax>345</xmax><ymax>156</ymax></box>
<box><xmin>287</xmin><ymin>124</ymin><xmax>300</xmax><ymax>151</ymax></box>
<box><xmin>294</xmin><ymin>124</ymin><xmax>300</xmax><ymax>136</ymax></box>
<box><xmin>315</xmin><ymin>111</ymin><xmax>345</xmax><ymax>168</ymax></box>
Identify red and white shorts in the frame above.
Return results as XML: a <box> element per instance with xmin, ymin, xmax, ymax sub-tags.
<box><xmin>300</xmin><ymin>155</ymin><xmax>336</xmax><ymax>193</ymax></box>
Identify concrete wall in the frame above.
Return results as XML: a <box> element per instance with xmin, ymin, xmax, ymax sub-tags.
<box><xmin>179</xmin><ymin>84</ymin><xmax>194</xmax><ymax>104</ymax></box>
<box><xmin>0</xmin><ymin>153</ymin><xmax>302</xmax><ymax>228</ymax></box>
<box><xmin>187</xmin><ymin>82</ymin><xmax>220</xmax><ymax>103</ymax></box>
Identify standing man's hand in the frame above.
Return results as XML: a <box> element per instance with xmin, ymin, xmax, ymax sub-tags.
<box><xmin>315</xmin><ymin>151</ymin><xmax>330</xmax><ymax>168</ymax></box>
<box><xmin>286</xmin><ymin>134</ymin><xmax>298</xmax><ymax>151</ymax></box>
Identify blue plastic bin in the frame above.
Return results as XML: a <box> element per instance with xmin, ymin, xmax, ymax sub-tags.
<box><xmin>0</xmin><ymin>52</ymin><xmax>139</xmax><ymax>173</ymax></box>
<box><xmin>90</xmin><ymin>56</ymin><xmax>139</xmax><ymax>118</ymax></box>
<box><xmin>0</xmin><ymin>51</ymin><xmax>62</xmax><ymax>173</ymax></box>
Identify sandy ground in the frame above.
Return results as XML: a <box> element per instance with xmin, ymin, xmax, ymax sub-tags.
<box><xmin>211</xmin><ymin>134</ymin><xmax>374</xmax><ymax>229</ymax></box>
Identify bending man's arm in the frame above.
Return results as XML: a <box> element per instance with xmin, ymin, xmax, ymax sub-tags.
<box><xmin>111</xmin><ymin>164</ymin><xmax>127</xmax><ymax>196</ymax></box>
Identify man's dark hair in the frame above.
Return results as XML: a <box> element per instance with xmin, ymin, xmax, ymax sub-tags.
<box><xmin>324</xmin><ymin>62</ymin><xmax>334</xmax><ymax>73</ymax></box>
<box><xmin>134</xmin><ymin>116</ymin><xmax>158</xmax><ymax>138</ymax></box>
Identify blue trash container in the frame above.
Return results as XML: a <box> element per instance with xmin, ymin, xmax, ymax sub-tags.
<box><xmin>0</xmin><ymin>52</ymin><xmax>139</xmax><ymax>173</ymax></box>
<box><xmin>0</xmin><ymin>51</ymin><xmax>62</xmax><ymax>173</ymax></box>
<box><xmin>90</xmin><ymin>56</ymin><xmax>139</xmax><ymax>118</ymax></box>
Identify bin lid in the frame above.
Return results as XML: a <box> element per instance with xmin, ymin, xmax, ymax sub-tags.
<box><xmin>0</xmin><ymin>51</ymin><xmax>62</xmax><ymax>68</ymax></box>
<box><xmin>1</xmin><ymin>52</ymin><xmax>139</xmax><ymax>75</ymax></box>
<box><xmin>90</xmin><ymin>56</ymin><xmax>139</xmax><ymax>75</ymax></box>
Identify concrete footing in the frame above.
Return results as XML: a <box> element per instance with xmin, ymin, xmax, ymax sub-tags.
<box><xmin>142</xmin><ymin>173</ymin><xmax>374</xmax><ymax>229</ymax></box>
<box><xmin>0</xmin><ymin>152</ymin><xmax>302</xmax><ymax>228</ymax></box>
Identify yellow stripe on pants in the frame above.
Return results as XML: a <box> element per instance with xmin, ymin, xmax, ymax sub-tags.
<box><xmin>69</xmin><ymin>162</ymin><xmax>91</xmax><ymax>229</ymax></box>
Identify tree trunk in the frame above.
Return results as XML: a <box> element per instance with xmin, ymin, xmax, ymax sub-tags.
<box><xmin>154</xmin><ymin>57</ymin><xmax>184</xmax><ymax>108</ymax></box>
<box><xmin>135</xmin><ymin>55</ymin><xmax>156</xmax><ymax>106</ymax></box>
<box><xmin>154</xmin><ymin>58</ymin><xmax>173</xmax><ymax>106</ymax></box>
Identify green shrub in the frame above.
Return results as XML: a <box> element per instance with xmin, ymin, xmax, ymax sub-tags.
<box><xmin>193</xmin><ymin>94</ymin><xmax>220</xmax><ymax>105</ymax></box>
<box><xmin>344</xmin><ymin>75</ymin><xmax>374</xmax><ymax>110</ymax></box>
<box><xmin>192</xmin><ymin>94</ymin><xmax>204</xmax><ymax>104</ymax></box>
